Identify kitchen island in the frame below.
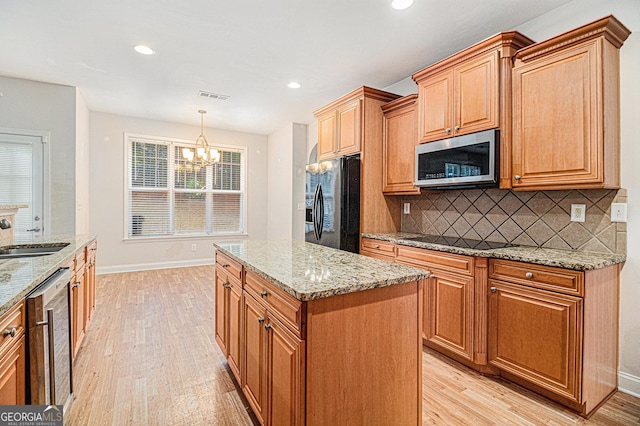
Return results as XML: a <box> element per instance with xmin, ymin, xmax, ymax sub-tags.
<box><xmin>213</xmin><ymin>240</ymin><xmax>430</xmax><ymax>426</ymax></box>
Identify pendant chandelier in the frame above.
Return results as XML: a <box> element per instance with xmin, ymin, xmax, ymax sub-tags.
<box><xmin>182</xmin><ymin>109</ymin><xmax>220</xmax><ymax>166</ymax></box>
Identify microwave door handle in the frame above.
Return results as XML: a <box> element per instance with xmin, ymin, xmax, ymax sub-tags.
<box><xmin>46</xmin><ymin>308</ymin><xmax>56</xmax><ymax>405</ymax></box>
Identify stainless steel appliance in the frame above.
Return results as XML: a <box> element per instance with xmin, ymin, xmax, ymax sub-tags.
<box><xmin>415</xmin><ymin>129</ymin><xmax>498</xmax><ymax>188</ymax></box>
<box><xmin>305</xmin><ymin>154</ymin><xmax>360</xmax><ymax>253</ymax></box>
<box><xmin>26</xmin><ymin>268</ymin><xmax>72</xmax><ymax>411</ymax></box>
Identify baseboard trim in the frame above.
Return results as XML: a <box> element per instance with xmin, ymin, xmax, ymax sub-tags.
<box><xmin>96</xmin><ymin>258</ymin><xmax>214</xmax><ymax>275</ymax></box>
<box><xmin>619</xmin><ymin>371</ymin><xmax>640</xmax><ymax>398</ymax></box>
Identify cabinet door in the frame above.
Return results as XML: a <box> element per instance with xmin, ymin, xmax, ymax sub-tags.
<box><xmin>426</xmin><ymin>271</ymin><xmax>474</xmax><ymax>361</ymax></box>
<box><xmin>72</xmin><ymin>270</ymin><xmax>86</xmax><ymax>358</ymax></box>
<box><xmin>86</xmin><ymin>253</ymin><xmax>96</xmax><ymax>320</ymax></box>
<box><xmin>317</xmin><ymin>112</ymin><xmax>336</xmax><ymax>161</ymax></box>
<box><xmin>512</xmin><ymin>40</ymin><xmax>601</xmax><ymax>189</ymax></box>
<box><xmin>382</xmin><ymin>100</ymin><xmax>420</xmax><ymax>194</ymax></box>
<box><xmin>227</xmin><ymin>280</ymin><xmax>242</xmax><ymax>383</ymax></box>
<box><xmin>336</xmin><ymin>99</ymin><xmax>361</xmax><ymax>156</ymax></box>
<box><xmin>266</xmin><ymin>316</ymin><xmax>304</xmax><ymax>426</ymax></box>
<box><xmin>454</xmin><ymin>51</ymin><xmax>499</xmax><ymax>136</ymax></box>
<box><xmin>417</xmin><ymin>70</ymin><xmax>453</xmax><ymax>143</ymax></box>
<box><xmin>488</xmin><ymin>280</ymin><xmax>582</xmax><ymax>402</ymax></box>
<box><xmin>0</xmin><ymin>337</ymin><xmax>25</xmax><ymax>405</ymax></box>
<box><xmin>214</xmin><ymin>271</ymin><xmax>228</xmax><ymax>357</ymax></box>
<box><xmin>243</xmin><ymin>294</ymin><xmax>267</xmax><ymax>425</ymax></box>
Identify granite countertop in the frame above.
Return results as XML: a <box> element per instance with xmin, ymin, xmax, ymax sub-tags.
<box><xmin>363</xmin><ymin>232</ymin><xmax>626</xmax><ymax>271</ymax></box>
<box><xmin>0</xmin><ymin>234</ymin><xmax>97</xmax><ymax>315</ymax></box>
<box><xmin>214</xmin><ymin>240</ymin><xmax>430</xmax><ymax>301</ymax></box>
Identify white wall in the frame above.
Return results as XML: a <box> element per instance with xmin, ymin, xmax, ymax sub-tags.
<box><xmin>75</xmin><ymin>89</ymin><xmax>91</xmax><ymax>234</ymax></box>
<box><xmin>267</xmin><ymin>123</ymin><xmax>307</xmax><ymax>240</ymax></box>
<box><xmin>0</xmin><ymin>76</ymin><xmax>77</xmax><ymax>235</ymax></box>
<box><xmin>514</xmin><ymin>0</ymin><xmax>640</xmax><ymax>397</ymax></box>
<box><xmin>90</xmin><ymin>112</ymin><xmax>268</xmax><ymax>273</ymax></box>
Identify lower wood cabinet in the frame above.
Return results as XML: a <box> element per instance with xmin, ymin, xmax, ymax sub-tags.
<box><xmin>0</xmin><ymin>301</ymin><xmax>26</xmax><ymax>405</ymax></box>
<box><xmin>71</xmin><ymin>266</ymin><xmax>86</xmax><ymax>358</ymax></box>
<box><xmin>214</xmin><ymin>266</ymin><xmax>242</xmax><ymax>383</ymax></box>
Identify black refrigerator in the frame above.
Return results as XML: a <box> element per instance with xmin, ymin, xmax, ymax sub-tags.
<box><xmin>305</xmin><ymin>154</ymin><xmax>360</xmax><ymax>253</ymax></box>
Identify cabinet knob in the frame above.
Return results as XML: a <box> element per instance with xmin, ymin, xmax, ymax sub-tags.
<box><xmin>257</xmin><ymin>317</ymin><xmax>265</xmax><ymax>323</ymax></box>
<box><xmin>222</xmin><ymin>264</ymin><xmax>230</xmax><ymax>268</ymax></box>
<box><xmin>454</xmin><ymin>125</ymin><xmax>460</xmax><ymax>131</ymax></box>
<box><xmin>2</xmin><ymin>327</ymin><xmax>16</xmax><ymax>337</ymax></box>
<box><xmin>373</xmin><ymin>244</ymin><xmax>379</xmax><ymax>249</ymax></box>
<box><xmin>445</xmin><ymin>128</ymin><xmax>451</xmax><ymax>133</ymax></box>
<box><xmin>223</xmin><ymin>282</ymin><xmax>230</xmax><ymax>288</ymax></box>
<box><xmin>260</xmin><ymin>291</ymin><xmax>268</xmax><ymax>298</ymax></box>
<box><xmin>264</xmin><ymin>324</ymin><xmax>272</xmax><ymax>330</ymax></box>
<box><xmin>490</xmin><ymin>287</ymin><xmax>497</xmax><ymax>293</ymax></box>
<box><xmin>525</xmin><ymin>272</ymin><xmax>533</xmax><ymax>279</ymax></box>
<box><xmin>431</xmin><ymin>275</ymin><xmax>436</xmax><ymax>280</ymax></box>
<box><xmin>514</xmin><ymin>175</ymin><xmax>521</xmax><ymax>181</ymax></box>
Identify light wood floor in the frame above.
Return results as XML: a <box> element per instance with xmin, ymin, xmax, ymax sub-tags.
<box><xmin>66</xmin><ymin>266</ymin><xmax>640</xmax><ymax>425</ymax></box>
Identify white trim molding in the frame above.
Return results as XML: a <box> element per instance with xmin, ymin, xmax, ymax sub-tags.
<box><xmin>619</xmin><ymin>371</ymin><xmax>640</xmax><ymax>398</ymax></box>
<box><xmin>96</xmin><ymin>258</ymin><xmax>214</xmax><ymax>275</ymax></box>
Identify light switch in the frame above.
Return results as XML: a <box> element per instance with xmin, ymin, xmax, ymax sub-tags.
<box><xmin>571</xmin><ymin>204</ymin><xmax>586</xmax><ymax>222</ymax></box>
<box><xmin>611</xmin><ymin>203</ymin><xmax>628</xmax><ymax>222</ymax></box>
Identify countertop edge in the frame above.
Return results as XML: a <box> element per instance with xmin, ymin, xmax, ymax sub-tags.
<box><xmin>362</xmin><ymin>233</ymin><xmax>626</xmax><ymax>271</ymax></box>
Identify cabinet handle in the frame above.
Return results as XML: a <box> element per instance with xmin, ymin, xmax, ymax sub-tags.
<box><xmin>490</xmin><ymin>287</ymin><xmax>497</xmax><ymax>293</ymax></box>
<box><xmin>514</xmin><ymin>175</ymin><xmax>521</xmax><ymax>181</ymax></box>
<box><xmin>3</xmin><ymin>327</ymin><xmax>16</xmax><ymax>337</ymax></box>
<box><xmin>454</xmin><ymin>125</ymin><xmax>460</xmax><ymax>131</ymax></box>
<box><xmin>373</xmin><ymin>244</ymin><xmax>379</xmax><ymax>249</ymax></box>
<box><xmin>525</xmin><ymin>272</ymin><xmax>533</xmax><ymax>279</ymax></box>
<box><xmin>222</xmin><ymin>264</ymin><xmax>230</xmax><ymax>268</ymax></box>
<box><xmin>260</xmin><ymin>291</ymin><xmax>268</xmax><ymax>298</ymax></box>
<box><xmin>264</xmin><ymin>324</ymin><xmax>272</xmax><ymax>330</ymax></box>
<box><xmin>445</xmin><ymin>128</ymin><xmax>451</xmax><ymax>133</ymax></box>
<box><xmin>257</xmin><ymin>317</ymin><xmax>265</xmax><ymax>323</ymax></box>
<box><xmin>431</xmin><ymin>275</ymin><xmax>436</xmax><ymax>279</ymax></box>
<box><xmin>223</xmin><ymin>282</ymin><xmax>230</xmax><ymax>288</ymax></box>
<box><xmin>73</xmin><ymin>281</ymin><xmax>80</xmax><ymax>288</ymax></box>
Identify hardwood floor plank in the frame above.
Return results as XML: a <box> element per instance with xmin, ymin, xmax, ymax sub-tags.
<box><xmin>66</xmin><ymin>266</ymin><xmax>640</xmax><ymax>425</ymax></box>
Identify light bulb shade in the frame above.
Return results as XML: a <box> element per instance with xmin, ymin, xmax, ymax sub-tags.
<box><xmin>197</xmin><ymin>147</ymin><xmax>206</xmax><ymax>158</ymax></box>
<box><xmin>210</xmin><ymin>149</ymin><xmax>220</xmax><ymax>163</ymax></box>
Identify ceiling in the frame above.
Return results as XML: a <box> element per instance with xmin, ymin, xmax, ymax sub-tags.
<box><xmin>0</xmin><ymin>0</ymin><xmax>573</xmax><ymax>135</ymax></box>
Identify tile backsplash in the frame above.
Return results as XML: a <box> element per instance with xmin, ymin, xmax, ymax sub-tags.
<box><xmin>402</xmin><ymin>188</ymin><xmax>627</xmax><ymax>255</ymax></box>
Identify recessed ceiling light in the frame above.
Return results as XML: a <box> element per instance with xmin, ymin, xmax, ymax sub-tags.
<box><xmin>391</xmin><ymin>0</ymin><xmax>414</xmax><ymax>10</ymax></box>
<box><xmin>134</xmin><ymin>45</ymin><xmax>156</xmax><ymax>55</ymax></box>
<box><xmin>287</xmin><ymin>82</ymin><xmax>301</xmax><ymax>89</ymax></box>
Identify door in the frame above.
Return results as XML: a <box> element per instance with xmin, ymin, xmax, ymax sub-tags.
<box><xmin>488</xmin><ymin>280</ymin><xmax>582</xmax><ymax>402</ymax></box>
<box><xmin>417</xmin><ymin>70</ymin><xmax>453</xmax><ymax>143</ymax></box>
<box><xmin>0</xmin><ymin>130</ymin><xmax>48</xmax><ymax>241</ymax></box>
<box><xmin>243</xmin><ymin>293</ymin><xmax>267</xmax><ymax>425</ymax></box>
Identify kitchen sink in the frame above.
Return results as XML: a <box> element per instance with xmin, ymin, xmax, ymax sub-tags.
<box><xmin>0</xmin><ymin>243</ymin><xmax>69</xmax><ymax>259</ymax></box>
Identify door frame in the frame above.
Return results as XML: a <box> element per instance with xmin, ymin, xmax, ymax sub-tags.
<box><xmin>0</xmin><ymin>127</ymin><xmax>51</xmax><ymax>237</ymax></box>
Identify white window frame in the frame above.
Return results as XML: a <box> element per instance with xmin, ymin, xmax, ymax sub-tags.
<box><xmin>123</xmin><ymin>132</ymin><xmax>247</xmax><ymax>241</ymax></box>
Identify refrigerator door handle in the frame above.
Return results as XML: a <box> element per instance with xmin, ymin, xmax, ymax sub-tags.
<box><xmin>317</xmin><ymin>185</ymin><xmax>324</xmax><ymax>240</ymax></box>
<box><xmin>313</xmin><ymin>184</ymin><xmax>323</xmax><ymax>241</ymax></box>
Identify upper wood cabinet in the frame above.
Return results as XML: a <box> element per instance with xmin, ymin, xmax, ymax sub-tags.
<box><xmin>511</xmin><ymin>16</ymin><xmax>630</xmax><ymax>190</ymax></box>
<box><xmin>413</xmin><ymin>32</ymin><xmax>534</xmax><ymax>188</ymax></box>
<box><xmin>314</xmin><ymin>87</ymin><xmax>403</xmax><ymax>234</ymax></box>
<box><xmin>382</xmin><ymin>94</ymin><xmax>420</xmax><ymax>195</ymax></box>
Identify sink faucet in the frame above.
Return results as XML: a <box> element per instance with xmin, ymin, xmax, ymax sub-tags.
<box><xmin>0</xmin><ymin>219</ymin><xmax>11</xmax><ymax>229</ymax></box>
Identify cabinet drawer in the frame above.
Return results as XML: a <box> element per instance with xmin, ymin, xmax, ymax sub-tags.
<box><xmin>489</xmin><ymin>259</ymin><xmax>584</xmax><ymax>297</ymax></box>
<box><xmin>0</xmin><ymin>301</ymin><xmax>25</xmax><ymax>357</ymax></box>
<box><xmin>86</xmin><ymin>240</ymin><xmax>97</xmax><ymax>259</ymax></box>
<box><xmin>216</xmin><ymin>252</ymin><xmax>242</xmax><ymax>281</ymax></box>
<box><xmin>396</xmin><ymin>245</ymin><xmax>473</xmax><ymax>276</ymax></box>
<box><xmin>245</xmin><ymin>270</ymin><xmax>303</xmax><ymax>337</ymax></box>
<box><xmin>361</xmin><ymin>238</ymin><xmax>395</xmax><ymax>257</ymax></box>
<box><xmin>74</xmin><ymin>250</ymin><xmax>85</xmax><ymax>271</ymax></box>
<box><xmin>216</xmin><ymin>264</ymin><xmax>241</xmax><ymax>289</ymax></box>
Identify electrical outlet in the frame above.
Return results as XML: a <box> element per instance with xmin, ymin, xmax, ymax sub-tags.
<box><xmin>611</xmin><ymin>203</ymin><xmax>628</xmax><ymax>222</ymax></box>
<box><xmin>297</xmin><ymin>203</ymin><xmax>305</xmax><ymax>211</ymax></box>
<box><xmin>191</xmin><ymin>244</ymin><xmax>197</xmax><ymax>252</ymax></box>
<box><xmin>404</xmin><ymin>203</ymin><xmax>410</xmax><ymax>214</ymax></box>
<box><xmin>571</xmin><ymin>204</ymin><xmax>586</xmax><ymax>222</ymax></box>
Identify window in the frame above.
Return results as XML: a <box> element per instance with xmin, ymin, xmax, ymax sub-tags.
<box><xmin>126</xmin><ymin>134</ymin><xmax>245</xmax><ymax>239</ymax></box>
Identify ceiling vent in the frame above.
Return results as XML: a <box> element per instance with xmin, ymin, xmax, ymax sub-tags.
<box><xmin>198</xmin><ymin>90</ymin><xmax>230</xmax><ymax>101</ymax></box>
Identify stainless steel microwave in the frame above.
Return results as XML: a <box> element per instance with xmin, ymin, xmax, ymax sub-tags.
<box><xmin>415</xmin><ymin>129</ymin><xmax>498</xmax><ymax>189</ymax></box>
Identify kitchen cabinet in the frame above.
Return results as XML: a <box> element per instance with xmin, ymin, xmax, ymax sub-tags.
<box><xmin>242</xmin><ymin>270</ymin><xmax>304</xmax><ymax>426</ymax></box>
<box><xmin>412</xmin><ymin>32</ymin><xmax>533</xmax><ymax>188</ymax></box>
<box><xmin>488</xmin><ymin>259</ymin><xmax>620</xmax><ymax>417</ymax></box>
<box><xmin>382</xmin><ymin>94</ymin><xmax>420</xmax><ymax>195</ymax></box>
<box><xmin>359</xmin><ymin>237</ymin><xmax>396</xmax><ymax>261</ymax></box>
<box><xmin>0</xmin><ymin>301</ymin><xmax>26</xmax><ymax>405</ymax></box>
<box><xmin>71</xmin><ymin>260</ymin><xmax>86</xmax><ymax>359</ymax></box>
<box><xmin>85</xmin><ymin>241</ymin><xmax>97</xmax><ymax>322</ymax></box>
<box><xmin>215</xmin><ymin>252</ymin><xmax>243</xmax><ymax>383</ymax></box>
<box><xmin>314</xmin><ymin>87</ymin><xmax>402</xmax><ymax>234</ymax></box>
<box><xmin>511</xmin><ymin>15</ymin><xmax>630</xmax><ymax>190</ymax></box>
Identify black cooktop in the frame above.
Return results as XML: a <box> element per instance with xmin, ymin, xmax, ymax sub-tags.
<box><xmin>406</xmin><ymin>235</ymin><xmax>513</xmax><ymax>250</ymax></box>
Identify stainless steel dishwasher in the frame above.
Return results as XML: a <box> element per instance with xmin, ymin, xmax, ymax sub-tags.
<box><xmin>26</xmin><ymin>267</ymin><xmax>73</xmax><ymax>412</ymax></box>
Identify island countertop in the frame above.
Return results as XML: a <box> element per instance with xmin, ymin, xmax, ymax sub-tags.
<box><xmin>0</xmin><ymin>234</ymin><xmax>97</xmax><ymax>315</ymax></box>
<box><xmin>213</xmin><ymin>240</ymin><xmax>430</xmax><ymax>301</ymax></box>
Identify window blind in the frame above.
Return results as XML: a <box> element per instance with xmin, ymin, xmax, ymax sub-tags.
<box><xmin>0</xmin><ymin>140</ymin><xmax>33</xmax><ymax>242</ymax></box>
<box><xmin>126</xmin><ymin>136</ymin><xmax>245</xmax><ymax>238</ymax></box>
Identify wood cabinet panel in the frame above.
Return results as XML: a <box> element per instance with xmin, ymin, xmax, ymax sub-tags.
<box><xmin>243</xmin><ymin>293</ymin><xmax>267</xmax><ymax>425</ymax></box>
<box><xmin>0</xmin><ymin>336</ymin><xmax>25</xmax><ymax>405</ymax></box>
<box><xmin>488</xmin><ymin>280</ymin><xmax>582</xmax><ymax>402</ymax></box>
<box><xmin>214</xmin><ymin>270</ymin><xmax>228</xmax><ymax>357</ymax></box>
<box><xmin>396</xmin><ymin>245</ymin><xmax>474</xmax><ymax>275</ymax></box>
<box><xmin>227</xmin><ymin>280</ymin><xmax>242</xmax><ymax>382</ymax></box>
<box><xmin>336</xmin><ymin>99</ymin><xmax>361</xmax><ymax>157</ymax></box>
<box><xmin>0</xmin><ymin>302</ymin><xmax>24</xmax><ymax>356</ymax></box>
<box><xmin>317</xmin><ymin>112</ymin><xmax>336</xmax><ymax>161</ymax></box>
<box><xmin>71</xmin><ymin>268</ymin><xmax>86</xmax><ymax>358</ymax></box>
<box><xmin>216</xmin><ymin>252</ymin><xmax>242</xmax><ymax>281</ymax></box>
<box><xmin>360</xmin><ymin>237</ymin><xmax>395</xmax><ymax>257</ymax></box>
<box><xmin>417</xmin><ymin>71</ymin><xmax>452</xmax><ymax>142</ymax></box>
<box><xmin>426</xmin><ymin>271</ymin><xmax>474</xmax><ymax>361</ymax></box>
<box><xmin>382</xmin><ymin>94</ymin><xmax>420</xmax><ymax>195</ymax></box>
<box><xmin>489</xmin><ymin>259</ymin><xmax>583</xmax><ymax>296</ymax></box>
